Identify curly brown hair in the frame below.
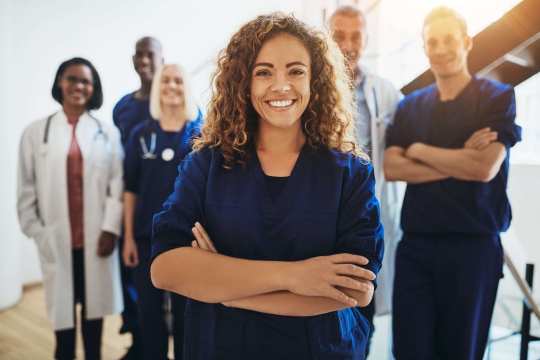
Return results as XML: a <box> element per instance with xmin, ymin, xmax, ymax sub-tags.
<box><xmin>193</xmin><ymin>11</ymin><xmax>365</xmax><ymax>169</ymax></box>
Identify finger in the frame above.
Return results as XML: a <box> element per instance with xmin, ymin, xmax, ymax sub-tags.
<box><xmin>332</xmin><ymin>275</ymin><xmax>371</xmax><ymax>292</ymax></box>
<box><xmin>335</xmin><ymin>263</ymin><xmax>376</xmax><ymax>280</ymax></box>
<box><xmin>474</xmin><ymin>133</ymin><xmax>498</xmax><ymax>150</ymax></box>
<box><xmin>133</xmin><ymin>248</ymin><xmax>139</xmax><ymax>266</ymax></box>
<box><xmin>324</xmin><ymin>286</ymin><xmax>358</xmax><ymax>306</ymax></box>
<box><xmin>192</xmin><ymin>227</ymin><xmax>211</xmax><ymax>251</ymax></box>
<box><xmin>195</xmin><ymin>222</ymin><xmax>218</xmax><ymax>253</ymax></box>
<box><xmin>191</xmin><ymin>240</ymin><xmax>200</xmax><ymax>248</ymax></box>
<box><xmin>330</xmin><ymin>253</ymin><xmax>369</xmax><ymax>266</ymax></box>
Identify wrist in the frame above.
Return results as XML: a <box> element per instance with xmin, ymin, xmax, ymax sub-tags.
<box><xmin>275</xmin><ymin>261</ymin><xmax>295</xmax><ymax>292</ymax></box>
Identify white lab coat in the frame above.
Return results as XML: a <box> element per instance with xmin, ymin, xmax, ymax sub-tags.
<box><xmin>17</xmin><ymin>110</ymin><xmax>124</xmax><ymax>331</ymax></box>
<box><xmin>361</xmin><ymin>67</ymin><xmax>406</xmax><ymax>316</ymax></box>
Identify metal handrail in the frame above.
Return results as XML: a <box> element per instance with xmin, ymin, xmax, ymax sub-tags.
<box><xmin>503</xmin><ymin>251</ymin><xmax>540</xmax><ymax>320</ymax></box>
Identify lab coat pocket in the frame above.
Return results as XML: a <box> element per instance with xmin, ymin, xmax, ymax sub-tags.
<box><xmin>296</xmin><ymin>221</ymin><xmax>336</xmax><ymax>259</ymax></box>
<box><xmin>307</xmin><ymin>308</ymin><xmax>369</xmax><ymax>360</ymax></box>
<box><xmin>35</xmin><ymin>224</ymin><xmax>57</xmax><ymax>266</ymax></box>
<box><xmin>184</xmin><ymin>314</ymin><xmax>244</xmax><ymax>360</ymax></box>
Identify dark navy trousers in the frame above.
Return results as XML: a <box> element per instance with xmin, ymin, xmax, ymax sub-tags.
<box><xmin>392</xmin><ymin>232</ymin><xmax>503</xmax><ymax>360</ymax></box>
<box><xmin>55</xmin><ymin>249</ymin><xmax>103</xmax><ymax>360</ymax></box>
<box><xmin>133</xmin><ymin>240</ymin><xmax>187</xmax><ymax>360</ymax></box>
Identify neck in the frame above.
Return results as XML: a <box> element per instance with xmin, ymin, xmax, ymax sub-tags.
<box><xmin>134</xmin><ymin>79</ymin><xmax>152</xmax><ymax>100</ymax></box>
<box><xmin>62</xmin><ymin>105</ymin><xmax>85</xmax><ymax>119</ymax></box>
<box><xmin>255</xmin><ymin>122</ymin><xmax>305</xmax><ymax>177</ymax></box>
<box><xmin>256</xmin><ymin>123</ymin><xmax>305</xmax><ymax>155</ymax></box>
<box><xmin>159</xmin><ymin>105</ymin><xmax>187</xmax><ymax>131</ymax></box>
<box><xmin>435</xmin><ymin>70</ymin><xmax>472</xmax><ymax>101</ymax></box>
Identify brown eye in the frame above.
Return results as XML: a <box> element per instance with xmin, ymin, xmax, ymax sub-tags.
<box><xmin>255</xmin><ymin>70</ymin><xmax>271</xmax><ymax>77</ymax></box>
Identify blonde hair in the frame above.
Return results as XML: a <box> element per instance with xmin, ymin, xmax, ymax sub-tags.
<box><xmin>149</xmin><ymin>64</ymin><xmax>199</xmax><ymax>121</ymax></box>
<box><xmin>423</xmin><ymin>6</ymin><xmax>468</xmax><ymax>37</ymax></box>
<box><xmin>193</xmin><ymin>12</ymin><xmax>363</xmax><ymax>169</ymax></box>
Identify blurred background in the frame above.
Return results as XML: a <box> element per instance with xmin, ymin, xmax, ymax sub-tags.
<box><xmin>1</xmin><ymin>0</ymin><xmax>539</xmax><ymax>358</ymax></box>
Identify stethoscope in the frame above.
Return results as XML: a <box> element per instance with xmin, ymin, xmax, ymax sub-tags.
<box><xmin>40</xmin><ymin>111</ymin><xmax>110</xmax><ymax>156</ymax></box>
<box><xmin>139</xmin><ymin>118</ymin><xmax>183</xmax><ymax>162</ymax></box>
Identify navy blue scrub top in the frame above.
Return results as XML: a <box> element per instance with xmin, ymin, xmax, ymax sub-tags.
<box><xmin>386</xmin><ymin>77</ymin><xmax>521</xmax><ymax>234</ymax></box>
<box><xmin>113</xmin><ymin>93</ymin><xmax>151</xmax><ymax>147</ymax></box>
<box><xmin>124</xmin><ymin>117</ymin><xmax>202</xmax><ymax>241</ymax></box>
<box><xmin>151</xmin><ymin>145</ymin><xmax>384</xmax><ymax>359</ymax></box>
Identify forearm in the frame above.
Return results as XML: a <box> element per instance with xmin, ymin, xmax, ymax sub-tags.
<box><xmin>227</xmin><ymin>291</ymin><xmax>347</xmax><ymax>316</ymax></box>
<box><xmin>123</xmin><ymin>192</ymin><xmax>137</xmax><ymax>239</ymax></box>
<box><xmin>406</xmin><ymin>142</ymin><xmax>506</xmax><ymax>182</ymax></box>
<box><xmin>227</xmin><ymin>280</ymin><xmax>373</xmax><ymax>316</ymax></box>
<box><xmin>384</xmin><ymin>146</ymin><xmax>449</xmax><ymax>184</ymax></box>
<box><xmin>151</xmin><ymin>247</ymin><xmax>290</xmax><ymax>303</ymax></box>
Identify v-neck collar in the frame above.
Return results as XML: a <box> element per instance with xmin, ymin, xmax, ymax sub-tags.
<box><xmin>154</xmin><ymin>120</ymin><xmax>189</xmax><ymax>150</ymax></box>
<box><xmin>252</xmin><ymin>143</ymin><xmax>310</xmax><ymax>215</ymax></box>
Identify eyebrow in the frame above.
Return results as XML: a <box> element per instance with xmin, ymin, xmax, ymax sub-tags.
<box><xmin>253</xmin><ymin>61</ymin><xmax>308</xmax><ymax>68</ymax></box>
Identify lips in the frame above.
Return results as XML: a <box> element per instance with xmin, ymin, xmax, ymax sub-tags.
<box><xmin>68</xmin><ymin>90</ymin><xmax>87</xmax><ymax>100</ymax></box>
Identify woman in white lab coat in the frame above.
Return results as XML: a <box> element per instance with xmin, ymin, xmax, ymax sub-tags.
<box><xmin>17</xmin><ymin>57</ymin><xmax>124</xmax><ymax>360</ymax></box>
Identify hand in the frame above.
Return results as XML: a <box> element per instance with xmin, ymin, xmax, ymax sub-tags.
<box><xmin>404</xmin><ymin>142</ymin><xmax>423</xmax><ymax>160</ymax></box>
<box><xmin>286</xmin><ymin>253</ymin><xmax>376</xmax><ymax>306</ymax></box>
<box><xmin>191</xmin><ymin>222</ymin><xmax>218</xmax><ymax>253</ymax></box>
<box><xmin>464</xmin><ymin>127</ymin><xmax>498</xmax><ymax>151</ymax></box>
<box><xmin>122</xmin><ymin>235</ymin><xmax>139</xmax><ymax>267</ymax></box>
<box><xmin>97</xmin><ymin>231</ymin><xmax>116</xmax><ymax>257</ymax></box>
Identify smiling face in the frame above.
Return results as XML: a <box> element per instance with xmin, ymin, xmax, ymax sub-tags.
<box><xmin>133</xmin><ymin>38</ymin><xmax>163</xmax><ymax>82</ymax></box>
<box><xmin>159</xmin><ymin>66</ymin><xmax>185</xmax><ymax>108</ymax></box>
<box><xmin>57</xmin><ymin>64</ymin><xmax>94</xmax><ymax>110</ymax></box>
<box><xmin>423</xmin><ymin>16</ymin><xmax>472</xmax><ymax>80</ymax></box>
<box><xmin>331</xmin><ymin>14</ymin><xmax>367</xmax><ymax>76</ymax></box>
<box><xmin>250</xmin><ymin>33</ymin><xmax>311</xmax><ymax>133</ymax></box>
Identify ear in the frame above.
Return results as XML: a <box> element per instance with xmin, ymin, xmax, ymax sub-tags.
<box><xmin>464</xmin><ymin>35</ymin><xmax>473</xmax><ymax>52</ymax></box>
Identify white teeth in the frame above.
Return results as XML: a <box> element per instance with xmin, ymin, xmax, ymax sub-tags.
<box><xmin>268</xmin><ymin>100</ymin><xmax>293</xmax><ymax>107</ymax></box>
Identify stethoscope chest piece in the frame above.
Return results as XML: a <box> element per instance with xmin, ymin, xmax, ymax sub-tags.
<box><xmin>161</xmin><ymin>148</ymin><xmax>175</xmax><ymax>161</ymax></box>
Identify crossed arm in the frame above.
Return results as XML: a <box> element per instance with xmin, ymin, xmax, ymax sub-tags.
<box><xmin>384</xmin><ymin>127</ymin><xmax>507</xmax><ymax>184</ymax></box>
<box><xmin>151</xmin><ymin>222</ymin><xmax>375</xmax><ymax>317</ymax></box>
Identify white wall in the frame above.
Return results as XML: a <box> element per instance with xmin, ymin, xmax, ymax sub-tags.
<box><xmin>0</xmin><ymin>0</ymin><xmax>23</xmax><ymax>311</ymax></box>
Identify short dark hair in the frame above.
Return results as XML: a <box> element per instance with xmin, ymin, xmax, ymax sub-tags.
<box><xmin>329</xmin><ymin>5</ymin><xmax>367</xmax><ymax>25</ymax></box>
<box><xmin>51</xmin><ymin>57</ymin><xmax>103</xmax><ymax>110</ymax></box>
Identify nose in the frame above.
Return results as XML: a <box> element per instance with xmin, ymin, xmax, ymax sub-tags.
<box><xmin>74</xmin><ymin>80</ymin><xmax>85</xmax><ymax>89</ymax></box>
<box><xmin>433</xmin><ymin>43</ymin><xmax>448</xmax><ymax>55</ymax></box>
<box><xmin>341</xmin><ymin>38</ymin><xmax>353</xmax><ymax>52</ymax></box>
<box><xmin>271</xmin><ymin>73</ymin><xmax>291</xmax><ymax>93</ymax></box>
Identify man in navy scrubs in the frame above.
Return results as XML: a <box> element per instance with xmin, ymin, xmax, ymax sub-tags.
<box><xmin>113</xmin><ymin>36</ymin><xmax>163</xmax><ymax>360</ymax></box>
<box><xmin>384</xmin><ymin>6</ymin><xmax>521</xmax><ymax>360</ymax></box>
<box><xmin>330</xmin><ymin>5</ymin><xmax>403</xmax><ymax>357</ymax></box>
<box><xmin>113</xmin><ymin>37</ymin><xmax>164</xmax><ymax>146</ymax></box>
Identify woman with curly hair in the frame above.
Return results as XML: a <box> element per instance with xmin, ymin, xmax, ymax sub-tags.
<box><xmin>150</xmin><ymin>12</ymin><xmax>383</xmax><ymax>360</ymax></box>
